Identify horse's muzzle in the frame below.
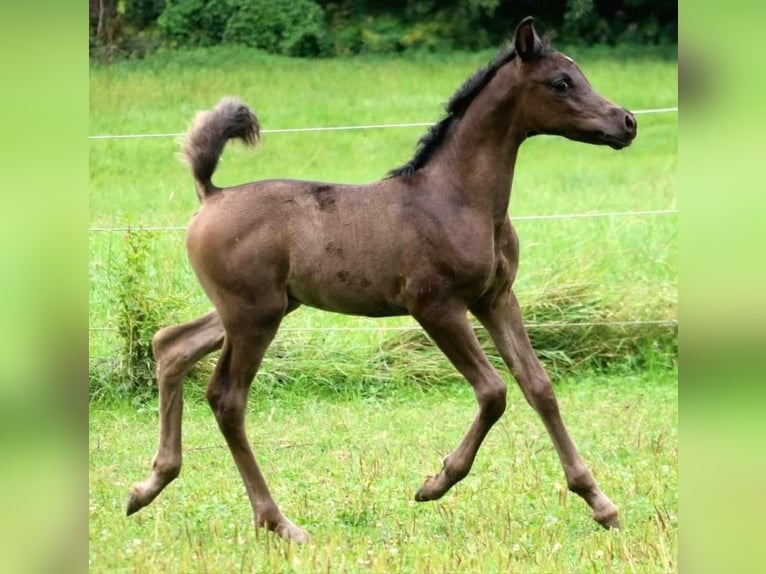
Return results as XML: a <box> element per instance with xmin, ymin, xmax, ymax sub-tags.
<box><xmin>620</xmin><ymin>108</ymin><xmax>638</xmax><ymax>141</ymax></box>
<box><xmin>590</xmin><ymin>108</ymin><xmax>637</xmax><ymax>150</ymax></box>
<box><xmin>608</xmin><ymin>107</ymin><xmax>638</xmax><ymax>148</ymax></box>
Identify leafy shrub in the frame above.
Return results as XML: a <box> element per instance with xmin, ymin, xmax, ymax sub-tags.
<box><xmin>158</xmin><ymin>0</ymin><xmax>234</xmax><ymax>46</ymax></box>
<box><xmin>559</xmin><ymin>0</ymin><xmax>677</xmax><ymax>45</ymax></box>
<box><xmin>223</xmin><ymin>0</ymin><xmax>329</xmax><ymax>56</ymax></box>
<box><xmin>124</xmin><ymin>0</ymin><xmax>166</xmax><ymax>29</ymax></box>
<box><xmin>357</xmin><ymin>15</ymin><xmax>408</xmax><ymax>53</ymax></box>
<box><xmin>157</xmin><ymin>0</ymin><xmax>329</xmax><ymax>55</ymax></box>
<box><xmin>111</xmin><ymin>230</ymin><xmax>183</xmax><ymax>403</ymax></box>
<box><xmin>321</xmin><ymin>1</ymin><xmax>499</xmax><ymax>55</ymax></box>
<box><xmin>95</xmin><ymin>0</ymin><xmax>677</xmax><ymax>63</ymax></box>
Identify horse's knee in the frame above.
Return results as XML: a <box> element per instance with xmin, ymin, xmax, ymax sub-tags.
<box><xmin>478</xmin><ymin>378</ymin><xmax>507</xmax><ymax>421</ymax></box>
<box><xmin>153</xmin><ymin>327</ymin><xmax>201</xmax><ymax>381</ymax></box>
<box><xmin>153</xmin><ymin>328</ymin><xmax>184</xmax><ymax>377</ymax></box>
<box><xmin>152</xmin><ymin>325</ymin><xmax>175</xmax><ymax>358</ymax></box>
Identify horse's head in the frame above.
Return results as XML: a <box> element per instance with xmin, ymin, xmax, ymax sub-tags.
<box><xmin>512</xmin><ymin>17</ymin><xmax>637</xmax><ymax>150</ymax></box>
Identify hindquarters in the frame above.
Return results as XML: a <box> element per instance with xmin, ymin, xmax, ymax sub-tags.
<box><xmin>185</xmin><ymin>192</ymin><xmax>292</xmax><ymax>331</ymax></box>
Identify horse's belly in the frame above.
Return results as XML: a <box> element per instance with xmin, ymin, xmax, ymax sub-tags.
<box><xmin>287</xmin><ymin>278</ymin><xmax>407</xmax><ymax>318</ymax></box>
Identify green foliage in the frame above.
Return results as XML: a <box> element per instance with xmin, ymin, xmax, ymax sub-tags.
<box><xmin>157</xmin><ymin>0</ymin><xmax>234</xmax><ymax>47</ymax></box>
<box><xmin>106</xmin><ymin>230</ymin><xmax>183</xmax><ymax>403</ymax></box>
<box><xmin>223</xmin><ymin>0</ymin><xmax>329</xmax><ymax>56</ymax></box>
<box><xmin>92</xmin><ymin>0</ymin><xmax>677</xmax><ymax>60</ymax></box>
<box><xmin>561</xmin><ymin>0</ymin><xmax>678</xmax><ymax>45</ymax></box>
<box><xmin>322</xmin><ymin>0</ymin><xmax>501</xmax><ymax>54</ymax></box>
<box><xmin>89</xmin><ymin>372</ymin><xmax>678</xmax><ymax>571</ymax></box>
<box><xmin>123</xmin><ymin>0</ymin><xmax>165</xmax><ymax>29</ymax></box>
<box><xmin>157</xmin><ymin>0</ymin><xmax>329</xmax><ymax>55</ymax></box>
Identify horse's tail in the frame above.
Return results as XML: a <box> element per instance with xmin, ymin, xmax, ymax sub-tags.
<box><xmin>181</xmin><ymin>97</ymin><xmax>260</xmax><ymax>201</ymax></box>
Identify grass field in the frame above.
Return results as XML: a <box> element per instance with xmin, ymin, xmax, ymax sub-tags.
<box><xmin>89</xmin><ymin>45</ymin><xmax>677</xmax><ymax>572</ymax></box>
<box><xmin>89</xmin><ymin>370</ymin><xmax>677</xmax><ymax>573</ymax></box>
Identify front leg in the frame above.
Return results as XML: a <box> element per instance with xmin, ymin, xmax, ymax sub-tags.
<box><xmin>471</xmin><ymin>289</ymin><xmax>619</xmax><ymax>529</ymax></box>
<box><xmin>410</xmin><ymin>300</ymin><xmax>507</xmax><ymax>501</ymax></box>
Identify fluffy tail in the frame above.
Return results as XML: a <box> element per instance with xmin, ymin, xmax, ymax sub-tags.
<box><xmin>181</xmin><ymin>97</ymin><xmax>260</xmax><ymax>201</ymax></box>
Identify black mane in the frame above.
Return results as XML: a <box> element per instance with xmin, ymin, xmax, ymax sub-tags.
<box><xmin>387</xmin><ymin>45</ymin><xmax>521</xmax><ymax>178</ymax></box>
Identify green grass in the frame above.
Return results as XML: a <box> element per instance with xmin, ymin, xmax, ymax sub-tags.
<box><xmin>89</xmin><ymin>45</ymin><xmax>677</xmax><ymax>571</ymax></box>
<box><xmin>89</xmin><ymin>370</ymin><xmax>677</xmax><ymax>573</ymax></box>
<box><xmin>88</xmin><ymin>45</ymin><xmax>677</xmax><ymax>387</ymax></box>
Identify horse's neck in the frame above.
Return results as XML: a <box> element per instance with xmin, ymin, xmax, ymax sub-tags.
<box><xmin>433</xmin><ymin>63</ymin><xmax>523</xmax><ymax>222</ymax></box>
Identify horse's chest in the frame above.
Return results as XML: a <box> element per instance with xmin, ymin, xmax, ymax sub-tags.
<box><xmin>447</xmin><ymin>221</ymin><xmax>519</xmax><ymax>294</ymax></box>
<box><xmin>425</xmin><ymin>229</ymin><xmax>498</xmax><ymax>293</ymax></box>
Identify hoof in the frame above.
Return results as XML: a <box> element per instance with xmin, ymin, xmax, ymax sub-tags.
<box><xmin>258</xmin><ymin>515</ymin><xmax>310</xmax><ymax>544</ymax></box>
<box><xmin>126</xmin><ymin>482</ymin><xmax>155</xmax><ymax>516</ymax></box>
<box><xmin>594</xmin><ymin>507</ymin><xmax>620</xmax><ymax>529</ymax></box>
<box><xmin>126</xmin><ymin>491</ymin><xmax>144</xmax><ymax>516</ymax></box>
<box><xmin>414</xmin><ymin>486</ymin><xmax>430</xmax><ymax>502</ymax></box>
<box><xmin>278</xmin><ymin>523</ymin><xmax>309</xmax><ymax>544</ymax></box>
<box><xmin>414</xmin><ymin>473</ymin><xmax>449</xmax><ymax>502</ymax></box>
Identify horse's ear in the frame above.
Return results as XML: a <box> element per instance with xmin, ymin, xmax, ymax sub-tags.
<box><xmin>514</xmin><ymin>17</ymin><xmax>543</xmax><ymax>61</ymax></box>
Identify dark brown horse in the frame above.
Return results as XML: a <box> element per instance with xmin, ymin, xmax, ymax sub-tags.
<box><xmin>127</xmin><ymin>18</ymin><xmax>636</xmax><ymax>543</ymax></box>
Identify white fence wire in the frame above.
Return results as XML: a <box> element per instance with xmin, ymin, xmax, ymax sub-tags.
<box><xmin>88</xmin><ymin>107</ymin><xmax>677</xmax><ymax>141</ymax></box>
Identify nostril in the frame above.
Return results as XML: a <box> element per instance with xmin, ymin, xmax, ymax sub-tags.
<box><xmin>625</xmin><ymin>112</ymin><xmax>636</xmax><ymax>130</ymax></box>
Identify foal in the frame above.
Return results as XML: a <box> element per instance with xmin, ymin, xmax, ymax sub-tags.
<box><xmin>127</xmin><ymin>18</ymin><xmax>636</xmax><ymax>542</ymax></box>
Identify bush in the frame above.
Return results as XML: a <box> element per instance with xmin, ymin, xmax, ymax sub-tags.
<box><xmin>322</xmin><ymin>1</ymin><xmax>499</xmax><ymax>55</ymax></box>
<box><xmin>157</xmin><ymin>0</ymin><xmax>329</xmax><ymax>56</ymax></box>
<box><xmin>94</xmin><ymin>0</ymin><xmax>677</xmax><ymax>62</ymax></box>
<box><xmin>223</xmin><ymin>0</ymin><xmax>329</xmax><ymax>56</ymax></box>
<box><xmin>124</xmin><ymin>0</ymin><xmax>165</xmax><ymax>29</ymax></box>
<box><xmin>108</xmin><ymin>230</ymin><xmax>184</xmax><ymax>403</ymax></box>
<box><xmin>559</xmin><ymin>0</ymin><xmax>677</xmax><ymax>46</ymax></box>
<box><xmin>158</xmin><ymin>0</ymin><xmax>234</xmax><ymax>47</ymax></box>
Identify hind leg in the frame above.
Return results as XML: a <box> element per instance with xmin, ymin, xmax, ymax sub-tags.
<box><xmin>207</xmin><ymin>295</ymin><xmax>308</xmax><ymax>543</ymax></box>
<box><xmin>127</xmin><ymin>311</ymin><xmax>225</xmax><ymax>515</ymax></box>
<box><xmin>471</xmin><ymin>288</ymin><xmax>619</xmax><ymax>529</ymax></box>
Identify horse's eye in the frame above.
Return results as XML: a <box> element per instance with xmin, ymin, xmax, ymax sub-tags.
<box><xmin>552</xmin><ymin>79</ymin><xmax>571</xmax><ymax>94</ymax></box>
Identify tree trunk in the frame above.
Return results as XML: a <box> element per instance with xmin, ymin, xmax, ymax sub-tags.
<box><xmin>97</xmin><ymin>0</ymin><xmax>121</xmax><ymax>43</ymax></box>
